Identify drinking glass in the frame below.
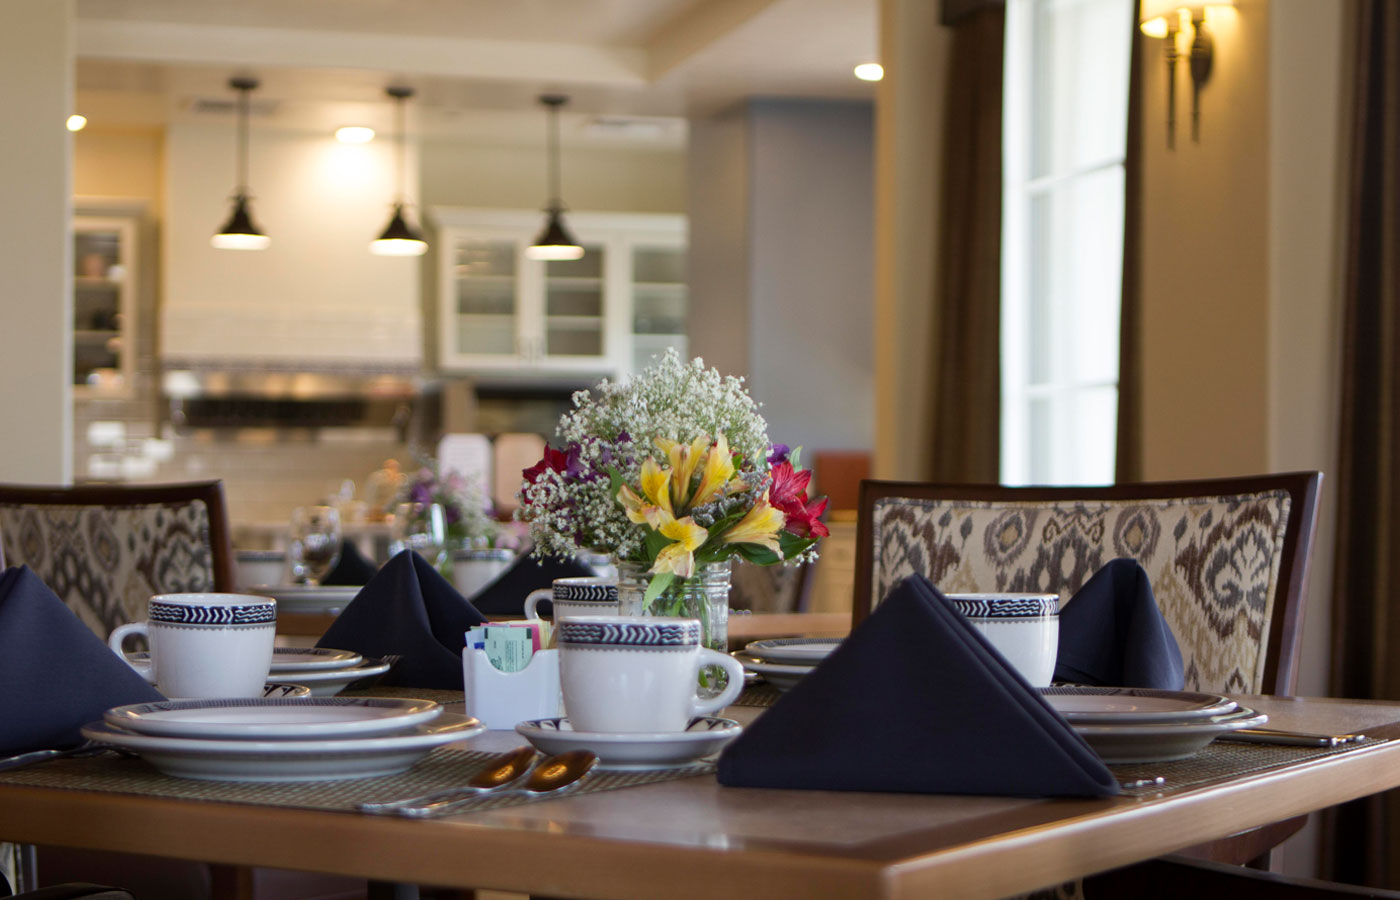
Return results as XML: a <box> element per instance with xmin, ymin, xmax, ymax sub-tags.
<box><xmin>390</xmin><ymin>502</ymin><xmax>447</xmax><ymax>566</ymax></box>
<box><xmin>288</xmin><ymin>505</ymin><xmax>342</xmax><ymax>585</ymax></box>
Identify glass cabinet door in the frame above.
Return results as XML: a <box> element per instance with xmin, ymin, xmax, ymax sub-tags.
<box><xmin>631</xmin><ymin>243</ymin><xmax>687</xmax><ymax>372</ymax></box>
<box><xmin>451</xmin><ymin>238</ymin><xmax>521</xmax><ymax>360</ymax></box>
<box><xmin>542</xmin><ymin>245</ymin><xmax>606</xmax><ymax>359</ymax></box>
<box><xmin>73</xmin><ymin>219</ymin><xmax>134</xmax><ymax>393</ymax></box>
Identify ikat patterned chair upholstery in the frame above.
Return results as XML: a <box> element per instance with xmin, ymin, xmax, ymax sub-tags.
<box><xmin>855</xmin><ymin>473</ymin><xmax>1322</xmax><ymax>696</ymax></box>
<box><xmin>0</xmin><ymin>482</ymin><xmax>234</xmax><ymax>640</ymax></box>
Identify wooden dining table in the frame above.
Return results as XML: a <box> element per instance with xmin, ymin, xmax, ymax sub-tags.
<box><xmin>2</xmin><ymin>694</ymin><xmax>1398</xmax><ymax>900</ymax></box>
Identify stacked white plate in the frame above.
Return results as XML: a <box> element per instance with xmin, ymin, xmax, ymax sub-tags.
<box><xmin>248</xmin><ymin>584</ymin><xmax>361</xmax><ymax>615</ymax></box>
<box><xmin>732</xmin><ymin>638</ymin><xmax>843</xmax><ymax>692</ymax></box>
<box><xmin>1040</xmin><ymin>686</ymin><xmax>1269</xmax><ymax>763</ymax></box>
<box><xmin>83</xmin><ymin>697</ymin><xmax>483</xmax><ymax>781</ymax></box>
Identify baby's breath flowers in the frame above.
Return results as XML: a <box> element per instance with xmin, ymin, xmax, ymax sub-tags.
<box><xmin>517</xmin><ymin>350</ymin><xmax>826</xmax><ymax>605</ymax></box>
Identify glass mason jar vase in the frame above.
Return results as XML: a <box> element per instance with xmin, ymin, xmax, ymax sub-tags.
<box><xmin>615</xmin><ymin>559</ymin><xmax>733</xmax><ymax>697</ymax></box>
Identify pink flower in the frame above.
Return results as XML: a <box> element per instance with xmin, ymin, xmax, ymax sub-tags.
<box><xmin>767</xmin><ymin>461</ymin><xmax>829</xmax><ymax>539</ymax></box>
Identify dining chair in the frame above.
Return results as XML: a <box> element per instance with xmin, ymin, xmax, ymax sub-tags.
<box><xmin>854</xmin><ymin>471</ymin><xmax>1323</xmax><ymax>868</ymax></box>
<box><xmin>0</xmin><ymin>481</ymin><xmax>235</xmax><ymax>640</ymax></box>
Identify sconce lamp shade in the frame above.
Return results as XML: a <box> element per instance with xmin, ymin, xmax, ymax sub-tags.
<box><xmin>526</xmin><ymin>206</ymin><xmax>585</xmax><ymax>261</ymax></box>
<box><xmin>370</xmin><ymin>203</ymin><xmax>428</xmax><ymax>256</ymax></box>
<box><xmin>211</xmin><ymin>194</ymin><xmax>270</xmax><ymax>250</ymax></box>
<box><xmin>1139</xmin><ymin>0</ymin><xmax>1234</xmax><ymax>22</ymax></box>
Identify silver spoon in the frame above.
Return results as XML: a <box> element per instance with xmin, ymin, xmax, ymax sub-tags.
<box><xmin>369</xmin><ymin>750</ymin><xmax>599</xmax><ymax>818</ymax></box>
<box><xmin>0</xmin><ymin>740</ymin><xmax>126</xmax><ymax>773</ymax></box>
<box><xmin>359</xmin><ymin>745</ymin><xmax>538</xmax><ymax>813</ymax></box>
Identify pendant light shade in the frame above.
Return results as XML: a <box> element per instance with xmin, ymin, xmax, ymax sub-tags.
<box><xmin>212</xmin><ymin>77</ymin><xmax>269</xmax><ymax>251</ymax></box>
<box><xmin>370</xmin><ymin>86</ymin><xmax>427</xmax><ymax>257</ymax></box>
<box><xmin>526</xmin><ymin>94</ymin><xmax>584</xmax><ymax>261</ymax></box>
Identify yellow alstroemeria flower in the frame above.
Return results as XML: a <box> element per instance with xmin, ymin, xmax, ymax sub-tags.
<box><xmin>689</xmin><ymin>433</ymin><xmax>736</xmax><ymax>508</ymax></box>
<box><xmin>649</xmin><ymin>511</ymin><xmax>710</xmax><ymax>578</ymax></box>
<box><xmin>638</xmin><ymin>456</ymin><xmax>673</xmax><ymax>515</ymax></box>
<box><xmin>720</xmin><ymin>492</ymin><xmax>785</xmax><ymax>554</ymax></box>
<box><xmin>617</xmin><ymin>484</ymin><xmax>651</xmax><ymax>524</ymax></box>
<box><xmin>656</xmin><ymin>435</ymin><xmax>709</xmax><ymax>510</ymax></box>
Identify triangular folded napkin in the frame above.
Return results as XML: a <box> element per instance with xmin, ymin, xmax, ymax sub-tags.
<box><xmin>0</xmin><ymin>566</ymin><xmax>163</xmax><ymax>755</ymax></box>
<box><xmin>317</xmin><ymin>550</ymin><xmax>486</xmax><ymax>689</ymax></box>
<box><xmin>322</xmin><ymin>540</ymin><xmax>378</xmax><ymax>586</ymax></box>
<box><xmin>717</xmin><ymin>574</ymin><xmax>1119</xmax><ymax>797</ymax></box>
<box><xmin>1055</xmin><ymin>559</ymin><xmax>1185</xmax><ymax>691</ymax></box>
<box><xmin>465</xmin><ymin>552</ymin><xmax>595</xmax><ymax>616</ymax></box>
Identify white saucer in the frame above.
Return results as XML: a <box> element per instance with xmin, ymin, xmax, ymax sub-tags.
<box><xmin>263</xmin><ymin>683</ymin><xmax>312</xmax><ymax>699</ymax></box>
<box><xmin>1072</xmin><ymin>706</ymin><xmax>1269</xmax><ymax>763</ymax></box>
<box><xmin>266</xmin><ymin>659</ymin><xmax>392</xmax><ymax>697</ymax></box>
<box><xmin>1040</xmin><ymin>686</ymin><xmax>1237</xmax><ymax>724</ymax></box>
<box><xmin>731</xmin><ymin>652</ymin><xmax>813</xmax><ymax>692</ymax></box>
<box><xmin>514</xmin><ymin>717</ymin><xmax>742</xmax><ymax>769</ymax></box>
<box><xmin>128</xmin><ymin>647</ymin><xmax>363</xmax><ymax>675</ymax></box>
<box><xmin>82</xmin><ymin>713</ymin><xmax>483</xmax><ymax>782</ymax></box>
<box><xmin>248</xmin><ymin>585</ymin><xmax>360</xmax><ymax>614</ymax></box>
<box><xmin>743</xmin><ymin>638</ymin><xmax>841</xmax><ymax>665</ymax></box>
<box><xmin>105</xmin><ymin>697</ymin><xmax>442</xmax><ymax>741</ymax></box>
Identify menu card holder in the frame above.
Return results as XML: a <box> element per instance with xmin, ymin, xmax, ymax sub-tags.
<box><xmin>461</xmin><ymin>648</ymin><xmax>561</xmax><ymax>729</ymax></box>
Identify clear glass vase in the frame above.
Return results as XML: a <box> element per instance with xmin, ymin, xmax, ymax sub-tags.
<box><xmin>615</xmin><ymin>559</ymin><xmax>733</xmax><ymax>697</ymax></box>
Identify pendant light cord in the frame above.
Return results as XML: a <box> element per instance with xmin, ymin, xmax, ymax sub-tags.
<box><xmin>395</xmin><ymin>92</ymin><xmax>407</xmax><ymax>205</ymax></box>
<box><xmin>547</xmin><ymin>101</ymin><xmax>562</xmax><ymax>209</ymax></box>
<box><xmin>236</xmin><ymin>83</ymin><xmax>250</xmax><ymax>196</ymax></box>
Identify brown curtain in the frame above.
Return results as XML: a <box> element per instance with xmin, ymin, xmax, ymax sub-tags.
<box><xmin>1326</xmin><ymin>0</ymin><xmax>1400</xmax><ymax>887</ymax></box>
<box><xmin>1115</xmin><ymin>6</ymin><xmax>1145</xmax><ymax>484</ymax></box>
<box><xmin>928</xmin><ymin>1</ymin><xmax>1004</xmax><ymax>483</ymax></box>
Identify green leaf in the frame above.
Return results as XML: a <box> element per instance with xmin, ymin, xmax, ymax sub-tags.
<box><xmin>606</xmin><ymin>466</ymin><xmax>625</xmax><ymax>498</ymax></box>
<box><xmin>734</xmin><ymin>543</ymin><xmax>782</xmax><ymax>566</ymax></box>
<box><xmin>642</xmin><ymin>572</ymin><xmax>675</xmax><ymax>610</ymax></box>
<box><xmin>778</xmin><ymin>531</ymin><xmax>816</xmax><ymax>559</ymax></box>
<box><xmin>789</xmin><ymin>445</ymin><xmax>803</xmax><ymax>470</ymax></box>
<box><xmin>642</xmin><ymin>529</ymin><xmax>671</xmax><ymax>562</ymax></box>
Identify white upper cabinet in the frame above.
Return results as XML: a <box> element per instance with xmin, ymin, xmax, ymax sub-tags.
<box><xmin>435</xmin><ymin>208</ymin><xmax>686</xmax><ymax>377</ymax></box>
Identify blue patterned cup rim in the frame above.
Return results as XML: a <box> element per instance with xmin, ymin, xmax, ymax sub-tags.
<box><xmin>151</xmin><ymin>593</ymin><xmax>276</xmax><ymax>608</ymax></box>
<box><xmin>557</xmin><ymin>616</ymin><xmax>700</xmax><ymax>648</ymax></box>
<box><xmin>945</xmin><ymin>593</ymin><xmax>1059</xmax><ymax>619</ymax></box>
<box><xmin>553</xmin><ymin>579</ymin><xmax>619</xmax><ymax>602</ymax></box>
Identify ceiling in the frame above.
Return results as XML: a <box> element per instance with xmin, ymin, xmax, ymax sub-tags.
<box><xmin>74</xmin><ymin>0</ymin><xmax>879</xmax><ymax>145</ymax></box>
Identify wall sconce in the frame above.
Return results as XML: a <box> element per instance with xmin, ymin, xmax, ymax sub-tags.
<box><xmin>1139</xmin><ymin>1</ymin><xmax>1234</xmax><ymax>148</ymax></box>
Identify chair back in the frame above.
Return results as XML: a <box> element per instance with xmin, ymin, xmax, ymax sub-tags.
<box><xmin>0</xmin><ymin>481</ymin><xmax>234</xmax><ymax>639</ymax></box>
<box><xmin>854</xmin><ymin>473</ymin><xmax>1322</xmax><ymax>695</ymax></box>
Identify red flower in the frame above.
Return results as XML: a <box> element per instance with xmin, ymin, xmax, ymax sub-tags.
<box><xmin>522</xmin><ymin>446</ymin><xmax>572</xmax><ymax>492</ymax></box>
<box><xmin>767</xmin><ymin>461</ymin><xmax>830</xmax><ymax>539</ymax></box>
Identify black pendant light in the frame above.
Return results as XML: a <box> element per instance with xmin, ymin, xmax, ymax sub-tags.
<box><xmin>526</xmin><ymin>94</ymin><xmax>584</xmax><ymax>261</ymax></box>
<box><xmin>211</xmin><ymin>77</ymin><xmax>270</xmax><ymax>251</ymax></box>
<box><xmin>370</xmin><ymin>86</ymin><xmax>428</xmax><ymax>257</ymax></box>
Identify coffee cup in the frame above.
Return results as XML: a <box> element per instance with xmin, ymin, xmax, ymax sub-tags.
<box><xmin>946</xmin><ymin>593</ymin><xmax>1060</xmax><ymax>687</ymax></box>
<box><xmin>107</xmin><ymin>593</ymin><xmax>277</xmax><ymax>698</ymax></box>
<box><xmin>452</xmin><ymin>547</ymin><xmax>514</xmax><ymax>598</ymax></box>
<box><xmin>524</xmin><ymin>577</ymin><xmax>618</xmax><ymax>620</ymax></box>
<box><xmin>558</xmin><ymin>615</ymin><xmax>745</xmax><ymax>733</ymax></box>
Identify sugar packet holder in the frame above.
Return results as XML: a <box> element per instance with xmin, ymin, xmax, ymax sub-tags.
<box><xmin>462</xmin><ymin>644</ymin><xmax>561</xmax><ymax>730</ymax></box>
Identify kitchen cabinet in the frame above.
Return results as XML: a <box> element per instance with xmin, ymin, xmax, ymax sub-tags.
<box><xmin>435</xmin><ymin>208</ymin><xmax>687</xmax><ymax>376</ymax></box>
<box><xmin>73</xmin><ymin>212</ymin><xmax>139</xmax><ymax>396</ymax></box>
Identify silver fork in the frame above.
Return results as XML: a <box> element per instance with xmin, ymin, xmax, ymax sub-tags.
<box><xmin>0</xmin><ymin>740</ymin><xmax>119</xmax><ymax>773</ymax></box>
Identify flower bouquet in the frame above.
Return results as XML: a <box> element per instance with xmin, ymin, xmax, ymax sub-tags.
<box><xmin>518</xmin><ymin>350</ymin><xmax>828</xmax><ymax>653</ymax></box>
<box><xmin>395</xmin><ymin>457</ymin><xmax>507</xmax><ymax>577</ymax></box>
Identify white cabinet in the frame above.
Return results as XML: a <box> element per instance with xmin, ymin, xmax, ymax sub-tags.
<box><xmin>73</xmin><ymin>213</ymin><xmax>139</xmax><ymax>396</ymax></box>
<box><xmin>435</xmin><ymin>209</ymin><xmax>687</xmax><ymax>376</ymax></box>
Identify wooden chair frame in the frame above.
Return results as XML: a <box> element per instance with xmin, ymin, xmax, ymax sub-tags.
<box><xmin>0</xmin><ymin>481</ymin><xmax>235</xmax><ymax>594</ymax></box>
<box><xmin>854</xmin><ymin>471</ymin><xmax>1322</xmax><ymax>696</ymax></box>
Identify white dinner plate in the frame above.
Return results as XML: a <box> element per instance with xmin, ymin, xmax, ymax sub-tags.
<box><xmin>267</xmin><ymin>659</ymin><xmax>392</xmax><ymax>697</ymax></box>
<box><xmin>742</xmin><ymin>638</ymin><xmax>842</xmax><ymax>665</ymax></box>
<box><xmin>263</xmin><ymin>683</ymin><xmax>312</xmax><ymax>699</ymax></box>
<box><xmin>82</xmin><ymin>713</ymin><xmax>483</xmax><ymax>782</ymax></box>
<box><xmin>1040</xmin><ymin>686</ymin><xmax>1238</xmax><ymax>724</ymax></box>
<box><xmin>515</xmin><ymin>717</ymin><xmax>742</xmax><ymax>769</ymax></box>
<box><xmin>128</xmin><ymin>647</ymin><xmax>363</xmax><ymax>675</ymax></box>
<box><xmin>104</xmin><ymin>697</ymin><xmax>442</xmax><ymax>741</ymax></box>
<box><xmin>731</xmin><ymin>652</ymin><xmax>813</xmax><ymax>692</ymax></box>
<box><xmin>1072</xmin><ymin>706</ymin><xmax>1269</xmax><ymax>764</ymax></box>
<box><xmin>248</xmin><ymin>585</ymin><xmax>361</xmax><ymax>614</ymax></box>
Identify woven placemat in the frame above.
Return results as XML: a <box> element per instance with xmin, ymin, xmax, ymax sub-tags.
<box><xmin>1112</xmin><ymin>736</ymin><xmax>1388</xmax><ymax>796</ymax></box>
<box><xmin>0</xmin><ymin>748</ymin><xmax>712</xmax><ymax>815</ymax></box>
<box><xmin>343</xmin><ymin>686</ymin><xmax>465</xmax><ymax>706</ymax></box>
<box><xmin>735</xmin><ymin>684</ymin><xmax>784</xmax><ymax>708</ymax></box>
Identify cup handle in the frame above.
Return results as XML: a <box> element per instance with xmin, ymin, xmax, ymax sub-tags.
<box><xmin>689</xmin><ymin>649</ymin><xmax>747</xmax><ymax>718</ymax></box>
<box><xmin>524</xmin><ymin>589</ymin><xmax>551</xmax><ymax>620</ymax></box>
<box><xmin>107</xmin><ymin>622</ymin><xmax>156</xmax><ymax>684</ymax></box>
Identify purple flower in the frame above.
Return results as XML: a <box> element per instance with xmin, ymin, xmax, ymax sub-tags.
<box><xmin>767</xmin><ymin>444</ymin><xmax>791</xmax><ymax>466</ymax></box>
<box><xmin>408</xmin><ymin>482</ymin><xmax>433</xmax><ymax>505</ymax></box>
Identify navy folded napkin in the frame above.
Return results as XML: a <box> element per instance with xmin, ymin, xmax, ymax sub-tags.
<box><xmin>465</xmin><ymin>552</ymin><xmax>595</xmax><ymax>616</ymax></box>
<box><xmin>322</xmin><ymin>540</ymin><xmax>378</xmax><ymax>586</ymax></box>
<box><xmin>1055</xmin><ymin>559</ymin><xmax>1185</xmax><ymax>691</ymax></box>
<box><xmin>0</xmin><ymin>566</ymin><xmax>163</xmax><ymax>755</ymax></box>
<box><xmin>316</xmin><ymin>550</ymin><xmax>486</xmax><ymax>689</ymax></box>
<box><xmin>717</xmin><ymin>574</ymin><xmax>1118</xmax><ymax>797</ymax></box>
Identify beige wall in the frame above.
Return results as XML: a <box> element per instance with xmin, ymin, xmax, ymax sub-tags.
<box><xmin>73</xmin><ymin>128</ymin><xmax>164</xmax><ymax>208</ymax></box>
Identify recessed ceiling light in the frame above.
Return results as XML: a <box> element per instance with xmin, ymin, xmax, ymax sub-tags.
<box><xmin>335</xmin><ymin>126</ymin><xmax>375</xmax><ymax>144</ymax></box>
<box><xmin>66</xmin><ymin>114</ymin><xmax>87</xmax><ymax>132</ymax></box>
<box><xmin>854</xmin><ymin>63</ymin><xmax>884</xmax><ymax>82</ymax></box>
